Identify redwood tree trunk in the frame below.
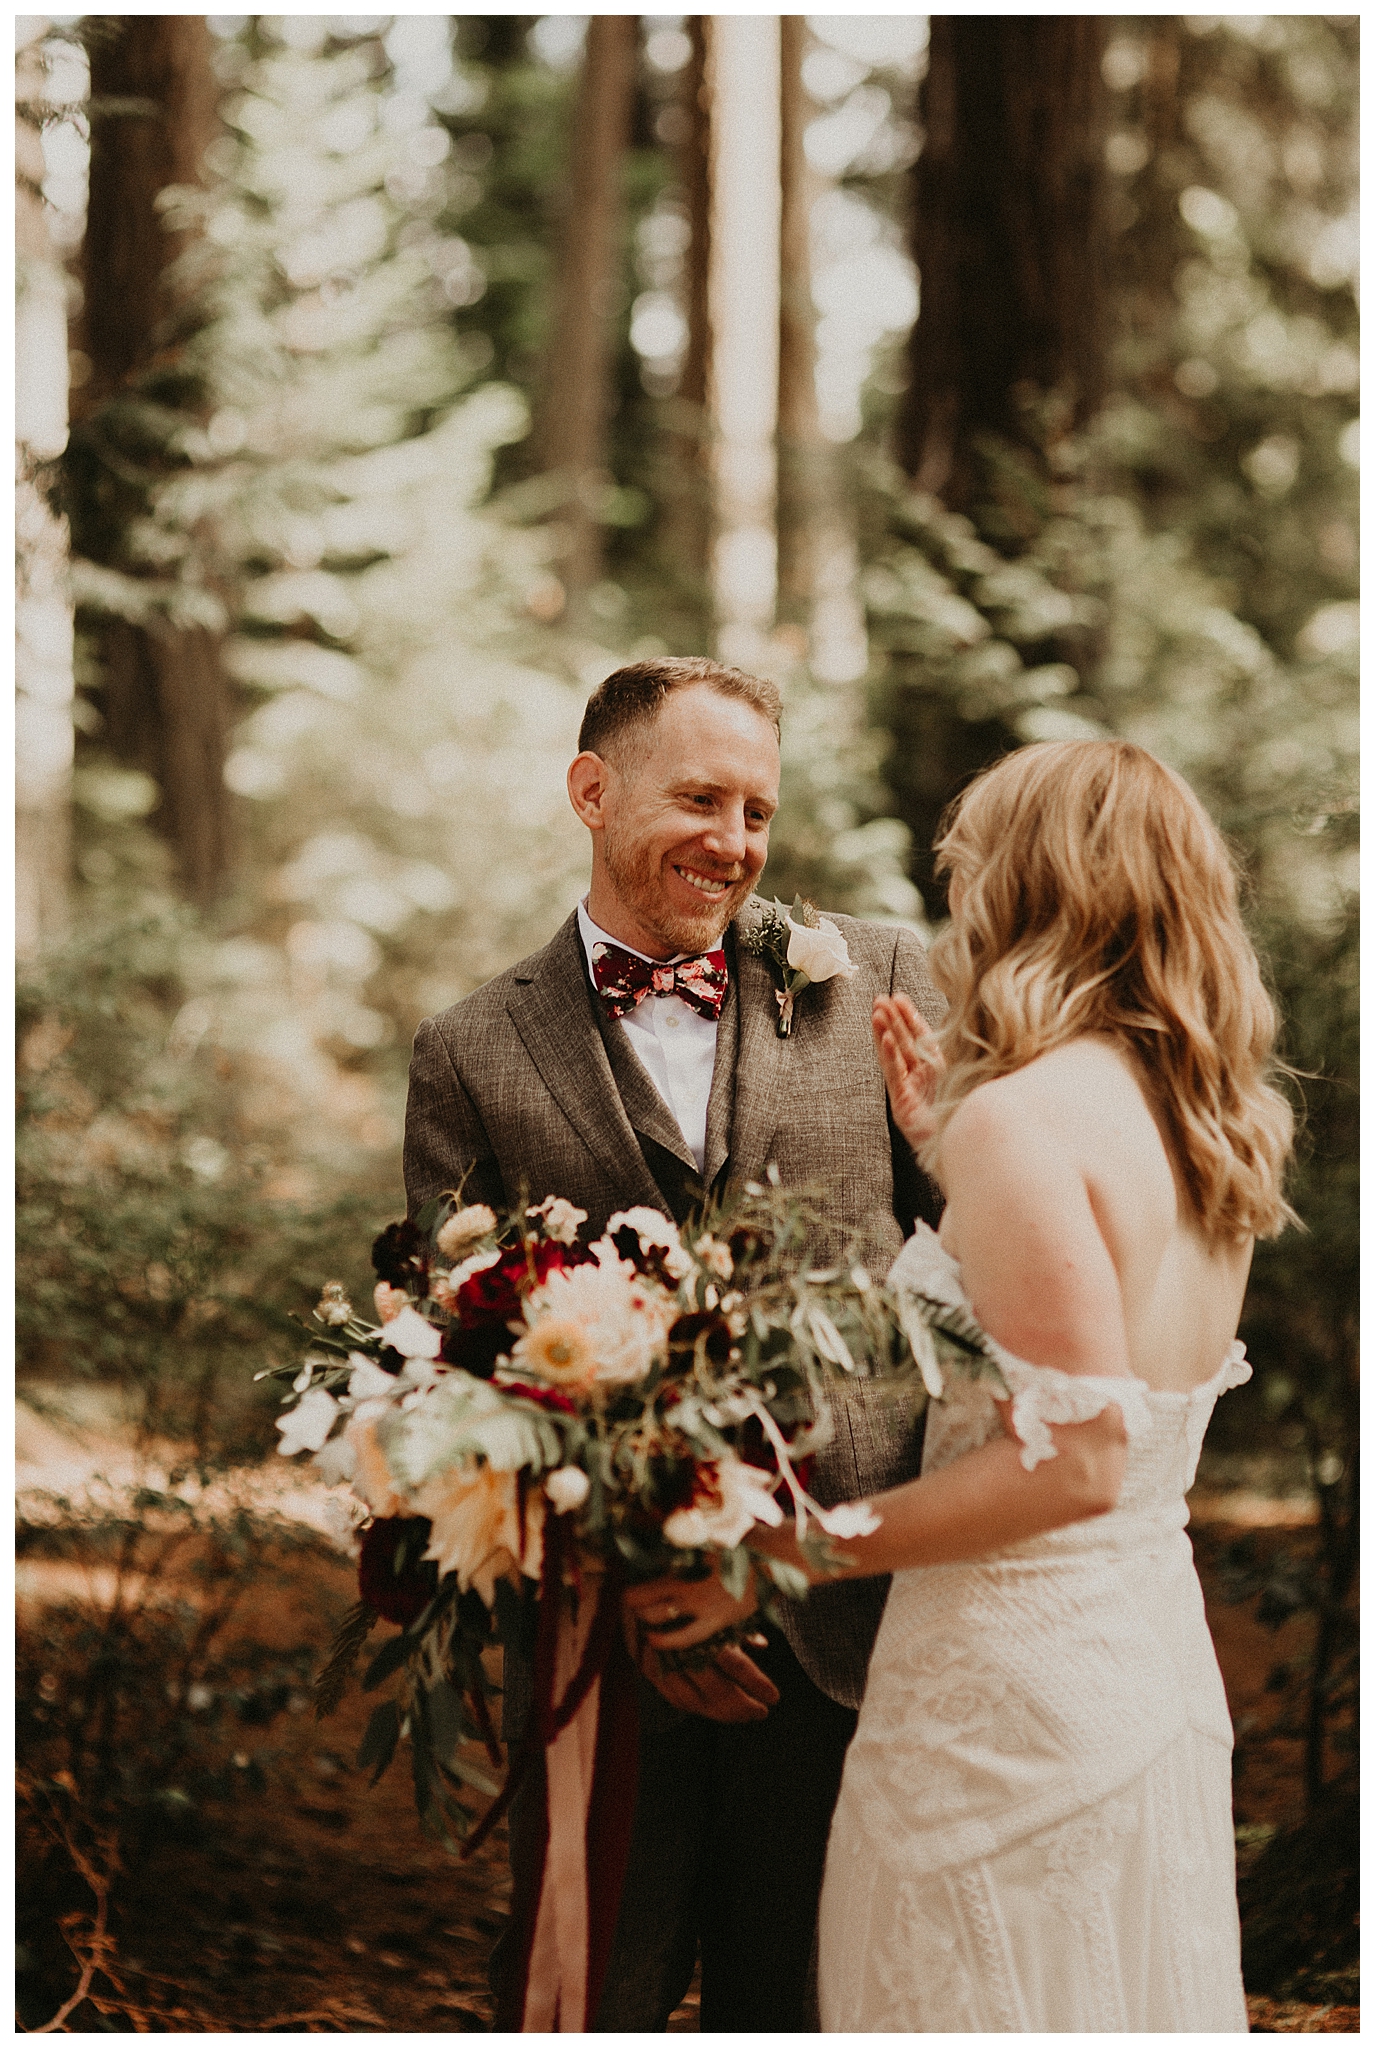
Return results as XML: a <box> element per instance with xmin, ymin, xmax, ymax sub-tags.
<box><xmin>79</xmin><ymin>14</ymin><xmax>231</xmax><ymax>903</ymax></box>
<box><xmin>776</xmin><ymin>14</ymin><xmax>825</xmax><ymax>629</ymax></box>
<box><xmin>896</xmin><ymin>16</ymin><xmax>1108</xmax><ymax>505</ymax></box>
<box><xmin>537</xmin><ymin>15</ymin><xmax>639</xmax><ymax>600</ymax></box>
<box><xmin>79</xmin><ymin>14</ymin><xmax>221</xmax><ymax>407</ymax></box>
<box><xmin>662</xmin><ymin>15</ymin><xmax>713</xmax><ymax>599</ymax></box>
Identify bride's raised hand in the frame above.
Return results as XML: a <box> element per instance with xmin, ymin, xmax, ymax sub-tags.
<box><xmin>873</xmin><ymin>994</ymin><xmax>944</xmax><ymax>1152</ymax></box>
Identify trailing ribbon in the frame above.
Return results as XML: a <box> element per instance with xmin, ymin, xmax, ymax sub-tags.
<box><xmin>484</xmin><ymin>1517</ymin><xmax>641</xmax><ymax>2032</ymax></box>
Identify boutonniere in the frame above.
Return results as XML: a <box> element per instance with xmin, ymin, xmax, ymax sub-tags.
<box><xmin>741</xmin><ymin>895</ymin><xmax>858</xmax><ymax>1037</ymax></box>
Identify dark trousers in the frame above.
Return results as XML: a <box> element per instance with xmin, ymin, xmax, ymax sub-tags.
<box><xmin>491</xmin><ymin>1627</ymin><xmax>857</xmax><ymax>2032</ymax></box>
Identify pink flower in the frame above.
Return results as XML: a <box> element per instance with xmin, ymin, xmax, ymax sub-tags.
<box><xmin>374</xmin><ymin>1282</ymin><xmax>409</xmax><ymax>1323</ymax></box>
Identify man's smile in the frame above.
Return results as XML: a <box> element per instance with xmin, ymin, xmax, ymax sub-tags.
<box><xmin>673</xmin><ymin>862</ymin><xmax>741</xmax><ymax>900</ymax></box>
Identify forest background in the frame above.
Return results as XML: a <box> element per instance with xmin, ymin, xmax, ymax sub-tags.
<box><xmin>16</xmin><ymin>12</ymin><xmax>1357</xmax><ymax>2033</ymax></box>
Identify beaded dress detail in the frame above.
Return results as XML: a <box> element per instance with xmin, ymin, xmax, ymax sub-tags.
<box><xmin>817</xmin><ymin>1224</ymin><xmax>1251</xmax><ymax>2033</ymax></box>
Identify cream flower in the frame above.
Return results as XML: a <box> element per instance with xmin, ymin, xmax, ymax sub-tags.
<box><xmin>276</xmin><ymin>1387</ymin><xmax>339</xmax><ymax>1456</ymax></box>
<box><xmin>346</xmin><ymin>1414</ymin><xmax>410</xmax><ymax>1518</ymax></box>
<box><xmin>813</xmin><ymin>1499</ymin><xmax>883</xmax><ymax>1539</ymax></box>
<box><xmin>316</xmin><ymin>1281</ymin><xmax>353</xmax><ymax>1327</ymax></box>
<box><xmin>606</xmin><ymin>1207</ymin><xmax>692</xmax><ymax>1279</ymax></box>
<box><xmin>663</xmin><ymin>1455</ymin><xmax>785</xmax><ymax>1550</ymax></box>
<box><xmin>523</xmin><ymin>1255</ymin><xmax>670</xmax><ymax>1393</ymax></box>
<box><xmin>510</xmin><ymin>1316</ymin><xmax>598</xmax><ymax>1395</ymax></box>
<box><xmin>527</xmin><ymin>1196</ymin><xmax>588</xmax><ymax>1246</ymax></box>
<box><xmin>312</xmin><ymin>1432</ymin><xmax>356</xmax><ymax>1486</ymax></box>
<box><xmin>347</xmin><ymin>1354</ymin><xmax>400</xmax><ymax>1402</ymax></box>
<box><xmin>379</xmin><ymin>1304</ymin><xmax>443</xmax><ymax>1361</ymax></box>
<box><xmin>694</xmin><ymin>1233</ymin><xmax>734</xmax><ymax>1282</ymax></box>
<box><xmin>414</xmin><ymin>1462</ymin><xmax>544</xmax><ymax>1605</ymax></box>
<box><xmin>436</xmin><ymin>1204</ymin><xmax>498</xmax><ymax>1259</ymax></box>
<box><xmin>544</xmin><ymin>1466</ymin><xmax>591</xmax><ymax>1514</ymax></box>
<box><xmin>785</xmin><ymin>915</ymin><xmax>858</xmax><ymax>984</ymax></box>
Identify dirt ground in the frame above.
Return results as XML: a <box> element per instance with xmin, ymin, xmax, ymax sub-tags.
<box><xmin>16</xmin><ymin>1475</ymin><xmax>1356</xmax><ymax>2034</ymax></box>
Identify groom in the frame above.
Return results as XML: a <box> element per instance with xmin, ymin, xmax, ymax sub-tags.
<box><xmin>403</xmin><ymin>655</ymin><xmax>943</xmax><ymax>2031</ymax></box>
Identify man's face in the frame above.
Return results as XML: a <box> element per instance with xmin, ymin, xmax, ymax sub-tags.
<box><xmin>579</xmin><ymin>685</ymin><xmax>781</xmax><ymax>957</ymax></box>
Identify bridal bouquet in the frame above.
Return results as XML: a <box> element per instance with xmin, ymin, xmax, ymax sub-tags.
<box><xmin>265</xmin><ymin>1181</ymin><xmax>1005</xmax><ymax>2028</ymax></box>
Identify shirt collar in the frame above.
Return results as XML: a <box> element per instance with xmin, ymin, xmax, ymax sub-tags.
<box><xmin>577</xmin><ymin>896</ymin><xmax>693</xmax><ymax>978</ymax></box>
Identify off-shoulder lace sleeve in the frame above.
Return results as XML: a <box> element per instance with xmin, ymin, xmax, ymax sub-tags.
<box><xmin>888</xmin><ymin>1223</ymin><xmax>1154</xmax><ymax>1472</ymax></box>
<box><xmin>991</xmin><ymin>1352</ymin><xmax>1153</xmax><ymax>1471</ymax></box>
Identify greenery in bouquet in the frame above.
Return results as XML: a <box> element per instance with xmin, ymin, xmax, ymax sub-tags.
<box><xmin>265</xmin><ymin>1182</ymin><xmax>1007</xmax><ymax>1843</ymax></box>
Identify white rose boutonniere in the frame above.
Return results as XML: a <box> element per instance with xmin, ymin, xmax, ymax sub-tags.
<box><xmin>742</xmin><ymin>895</ymin><xmax>858</xmax><ymax>1036</ymax></box>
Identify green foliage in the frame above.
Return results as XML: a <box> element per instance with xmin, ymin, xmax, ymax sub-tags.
<box><xmin>1102</xmin><ymin>16</ymin><xmax>1358</xmax><ymax>658</ymax></box>
<box><xmin>16</xmin><ymin>864</ymin><xmax>386</xmax><ymax>1461</ymax></box>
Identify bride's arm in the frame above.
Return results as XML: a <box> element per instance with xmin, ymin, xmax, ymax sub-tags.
<box><xmin>626</xmin><ymin>1074</ymin><xmax>1136</xmax><ymax>1646</ymax></box>
<box><xmin>625</xmin><ymin>1406</ymin><xmax>1129</xmax><ymax>1650</ymax></box>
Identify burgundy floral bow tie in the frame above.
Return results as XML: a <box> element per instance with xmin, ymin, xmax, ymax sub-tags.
<box><xmin>590</xmin><ymin>941</ymin><xmax>729</xmax><ymax>1022</ymax></box>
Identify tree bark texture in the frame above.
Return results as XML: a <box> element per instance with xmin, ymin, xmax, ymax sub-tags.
<box><xmin>661</xmin><ymin>16</ymin><xmax>713</xmax><ymax>596</ymax></box>
<box><xmin>16</xmin><ymin>22</ymin><xmax>75</xmax><ymax>955</ymax></box>
<box><xmin>77</xmin><ymin>14</ymin><xmax>232</xmax><ymax>903</ymax></box>
<box><xmin>537</xmin><ymin>14</ymin><xmax>639</xmax><ymax>598</ymax></box>
<box><xmin>776</xmin><ymin>14</ymin><xmax>825</xmax><ymax>628</ymax></box>
<box><xmin>78</xmin><ymin>13</ymin><xmax>220</xmax><ymax>408</ymax></box>
<box><xmin>896</xmin><ymin>15</ymin><xmax>1108</xmax><ymax>504</ymax></box>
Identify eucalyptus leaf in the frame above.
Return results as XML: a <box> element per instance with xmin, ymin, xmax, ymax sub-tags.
<box><xmin>763</xmin><ymin>1557</ymin><xmax>811</xmax><ymax>1602</ymax></box>
<box><xmin>357</xmin><ymin>1699</ymin><xmax>401</xmax><ymax>1783</ymax></box>
<box><xmin>361</xmin><ymin>1629</ymin><xmax>412</xmax><ymax>1692</ymax></box>
<box><xmin>426</xmin><ymin>1678</ymin><xmax>466</xmax><ymax>1763</ymax></box>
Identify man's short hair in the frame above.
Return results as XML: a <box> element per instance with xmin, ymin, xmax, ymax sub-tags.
<box><xmin>577</xmin><ymin>656</ymin><xmax>782</xmax><ymax>760</ymax></box>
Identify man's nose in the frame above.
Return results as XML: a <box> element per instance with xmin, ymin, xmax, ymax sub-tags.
<box><xmin>700</xmin><ymin>803</ymin><xmax>749</xmax><ymax>863</ymax></box>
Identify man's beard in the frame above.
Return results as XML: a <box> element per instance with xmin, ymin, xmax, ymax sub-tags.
<box><xmin>602</xmin><ymin>830</ymin><xmax>753</xmax><ymax>956</ymax></box>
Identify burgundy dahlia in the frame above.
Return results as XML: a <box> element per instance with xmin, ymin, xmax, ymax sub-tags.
<box><xmin>440</xmin><ymin>1318</ymin><xmax>509</xmax><ymax>1380</ymax></box>
<box><xmin>371</xmin><ymin>1218</ymin><xmax>430</xmax><ymax>1293</ymax></box>
<box><xmin>455</xmin><ymin>1239</ymin><xmax>588</xmax><ymax>1329</ymax></box>
<box><xmin>357</xmin><ymin>1516</ymin><xmax>438</xmax><ymax>1627</ymax></box>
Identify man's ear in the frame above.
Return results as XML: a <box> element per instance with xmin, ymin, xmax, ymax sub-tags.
<box><xmin>567</xmin><ymin>750</ymin><xmax>612</xmax><ymax>829</ymax></box>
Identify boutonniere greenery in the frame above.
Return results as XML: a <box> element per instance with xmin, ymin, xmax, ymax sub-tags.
<box><xmin>741</xmin><ymin>895</ymin><xmax>858</xmax><ymax>1037</ymax></box>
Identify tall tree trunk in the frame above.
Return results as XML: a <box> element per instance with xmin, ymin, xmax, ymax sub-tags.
<box><xmin>79</xmin><ymin>14</ymin><xmax>231</xmax><ymax>903</ymax></box>
<box><xmin>662</xmin><ymin>16</ymin><xmax>713</xmax><ymax>602</ymax></box>
<box><xmin>16</xmin><ymin>21</ymin><xmax>75</xmax><ymax>956</ymax></box>
<box><xmin>776</xmin><ymin>15</ymin><xmax>823</xmax><ymax>632</ymax></box>
<box><xmin>706</xmin><ymin>15</ymin><xmax>781</xmax><ymax>666</ymax></box>
<box><xmin>896</xmin><ymin>16</ymin><xmax>1108</xmax><ymax>506</ymax></box>
<box><xmin>537</xmin><ymin>15</ymin><xmax>639</xmax><ymax>603</ymax></box>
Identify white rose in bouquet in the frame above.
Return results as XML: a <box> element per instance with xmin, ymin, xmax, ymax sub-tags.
<box><xmin>663</xmin><ymin>1453</ymin><xmax>786</xmax><ymax>1550</ymax></box>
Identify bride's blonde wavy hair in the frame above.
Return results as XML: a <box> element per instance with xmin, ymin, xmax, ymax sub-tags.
<box><xmin>926</xmin><ymin>739</ymin><xmax>1296</xmax><ymax>1242</ymax></box>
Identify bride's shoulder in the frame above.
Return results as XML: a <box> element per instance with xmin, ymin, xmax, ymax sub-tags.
<box><xmin>945</xmin><ymin>1041</ymin><xmax>1169</xmax><ymax>1201</ymax></box>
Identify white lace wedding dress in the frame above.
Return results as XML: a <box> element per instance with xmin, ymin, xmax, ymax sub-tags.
<box><xmin>817</xmin><ymin>1224</ymin><xmax>1251</xmax><ymax>2033</ymax></box>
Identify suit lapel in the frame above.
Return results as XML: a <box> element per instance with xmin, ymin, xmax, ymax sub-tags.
<box><xmin>726</xmin><ymin>926</ymin><xmax>792</xmax><ymax>1183</ymax></box>
<box><xmin>702</xmin><ymin>949</ymin><xmax>739</xmax><ymax>1189</ymax></box>
<box><xmin>505</xmin><ymin>915</ymin><xmax>665</xmax><ymax>1206</ymax></box>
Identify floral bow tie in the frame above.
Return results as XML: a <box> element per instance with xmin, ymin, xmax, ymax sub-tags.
<box><xmin>591</xmin><ymin>941</ymin><xmax>729</xmax><ymax>1022</ymax></box>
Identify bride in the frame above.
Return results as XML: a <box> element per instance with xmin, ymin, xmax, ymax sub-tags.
<box><xmin>627</xmin><ymin>738</ymin><xmax>1295</xmax><ymax>2032</ymax></box>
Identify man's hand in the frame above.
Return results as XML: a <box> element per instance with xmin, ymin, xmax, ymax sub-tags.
<box><xmin>873</xmin><ymin>993</ymin><xmax>944</xmax><ymax>1153</ymax></box>
<box><xmin>623</xmin><ymin>1572</ymin><xmax>780</xmax><ymax>1724</ymax></box>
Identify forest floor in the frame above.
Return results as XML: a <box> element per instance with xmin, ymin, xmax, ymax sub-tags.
<box><xmin>15</xmin><ymin>1412</ymin><xmax>1358</xmax><ymax>2034</ymax></box>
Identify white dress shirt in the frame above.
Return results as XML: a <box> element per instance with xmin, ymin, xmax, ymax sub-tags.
<box><xmin>577</xmin><ymin>899</ymin><xmax>719</xmax><ymax>1175</ymax></box>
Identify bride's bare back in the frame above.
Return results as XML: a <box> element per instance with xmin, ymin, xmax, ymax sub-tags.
<box><xmin>939</xmin><ymin>1035</ymin><xmax>1252</xmax><ymax>1394</ymax></box>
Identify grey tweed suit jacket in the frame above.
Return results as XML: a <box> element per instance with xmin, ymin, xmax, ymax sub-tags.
<box><xmin>403</xmin><ymin>902</ymin><xmax>946</xmax><ymax>1710</ymax></box>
